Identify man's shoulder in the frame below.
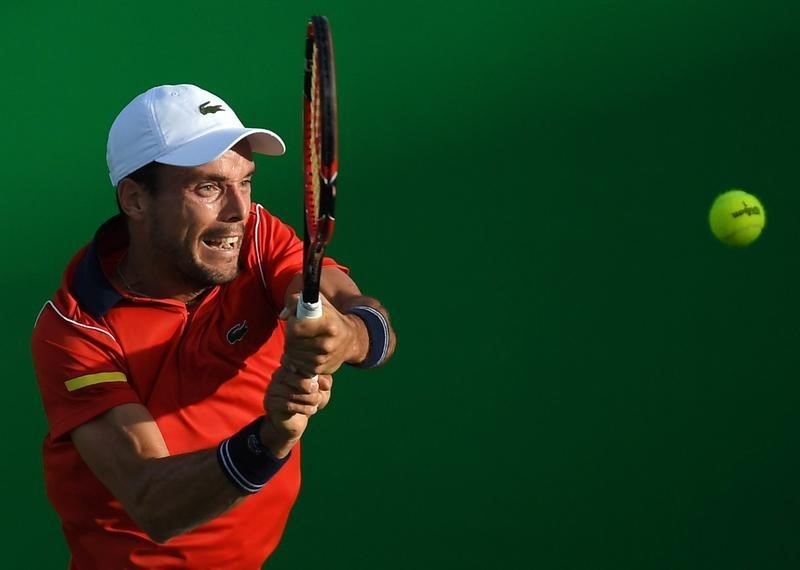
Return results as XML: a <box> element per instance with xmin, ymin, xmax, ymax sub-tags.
<box><xmin>247</xmin><ymin>202</ymin><xmax>286</xmax><ymax>231</ymax></box>
<box><xmin>242</xmin><ymin>202</ymin><xmax>296</xmax><ymax>257</ymax></box>
<box><xmin>32</xmin><ymin>216</ymin><xmax>124</xmax><ymax>347</ymax></box>
<box><xmin>32</xmin><ymin>287</ymin><xmax>119</xmax><ymax>351</ymax></box>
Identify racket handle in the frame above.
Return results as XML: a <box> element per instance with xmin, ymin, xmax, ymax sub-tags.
<box><xmin>296</xmin><ymin>295</ymin><xmax>323</xmax><ymax>320</ymax></box>
<box><xmin>294</xmin><ymin>296</ymin><xmax>321</xmax><ymax>384</ymax></box>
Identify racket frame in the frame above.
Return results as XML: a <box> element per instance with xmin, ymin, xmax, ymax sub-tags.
<box><xmin>298</xmin><ymin>15</ymin><xmax>338</xmax><ymax>320</ymax></box>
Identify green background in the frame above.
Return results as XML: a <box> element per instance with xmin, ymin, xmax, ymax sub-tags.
<box><xmin>4</xmin><ymin>1</ymin><xmax>800</xmax><ymax>568</ymax></box>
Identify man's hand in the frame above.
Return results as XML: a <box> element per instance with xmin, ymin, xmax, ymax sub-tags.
<box><xmin>261</xmin><ymin>366</ymin><xmax>333</xmax><ymax>458</ymax></box>
<box><xmin>280</xmin><ymin>294</ymin><xmax>368</xmax><ymax>377</ymax></box>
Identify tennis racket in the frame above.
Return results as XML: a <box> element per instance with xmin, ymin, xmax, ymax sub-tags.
<box><xmin>297</xmin><ymin>15</ymin><xmax>338</xmax><ymax>320</ymax></box>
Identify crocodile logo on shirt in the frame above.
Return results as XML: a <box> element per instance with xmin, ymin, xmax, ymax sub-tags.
<box><xmin>226</xmin><ymin>321</ymin><xmax>249</xmax><ymax>344</ymax></box>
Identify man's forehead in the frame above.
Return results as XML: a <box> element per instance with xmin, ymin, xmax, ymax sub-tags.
<box><xmin>162</xmin><ymin>142</ymin><xmax>255</xmax><ymax>182</ymax></box>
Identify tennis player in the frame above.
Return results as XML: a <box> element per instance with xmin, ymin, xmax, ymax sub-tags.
<box><xmin>31</xmin><ymin>84</ymin><xmax>396</xmax><ymax>569</ymax></box>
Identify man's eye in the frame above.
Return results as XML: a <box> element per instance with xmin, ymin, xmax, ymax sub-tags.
<box><xmin>197</xmin><ymin>184</ymin><xmax>221</xmax><ymax>196</ymax></box>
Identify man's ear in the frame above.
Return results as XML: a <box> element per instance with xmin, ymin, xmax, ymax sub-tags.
<box><xmin>117</xmin><ymin>178</ymin><xmax>150</xmax><ymax>221</ymax></box>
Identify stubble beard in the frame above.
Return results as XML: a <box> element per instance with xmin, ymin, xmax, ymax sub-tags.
<box><xmin>151</xmin><ymin>227</ymin><xmax>241</xmax><ymax>291</ymax></box>
<box><xmin>177</xmin><ymin>249</ymin><xmax>240</xmax><ymax>288</ymax></box>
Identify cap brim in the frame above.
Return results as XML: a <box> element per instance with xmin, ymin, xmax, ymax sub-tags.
<box><xmin>155</xmin><ymin>127</ymin><xmax>286</xmax><ymax>167</ymax></box>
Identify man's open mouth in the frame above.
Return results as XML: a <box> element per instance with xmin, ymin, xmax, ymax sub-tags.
<box><xmin>202</xmin><ymin>236</ymin><xmax>240</xmax><ymax>251</ymax></box>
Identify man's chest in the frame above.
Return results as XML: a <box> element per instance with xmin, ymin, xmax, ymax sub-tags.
<box><xmin>106</xmin><ymin>279</ymin><xmax>285</xmax><ymax>450</ymax></box>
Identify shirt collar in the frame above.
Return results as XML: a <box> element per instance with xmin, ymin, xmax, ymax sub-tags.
<box><xmin>72</xmin><ymin>216</ymin><xmax>126</xmax><ymax>318</ymax></box>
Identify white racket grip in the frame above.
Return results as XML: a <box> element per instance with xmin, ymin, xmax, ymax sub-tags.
<box><xmin>296</xmin><ymin>296</ymin><xmax>323</xmax><ymax>320</ymax></box>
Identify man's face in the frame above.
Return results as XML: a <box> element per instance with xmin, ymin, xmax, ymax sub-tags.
<box><xmin>142</xmin><ymin>141</ymin><xmax>255</xmax><ymax>290</ymax></box>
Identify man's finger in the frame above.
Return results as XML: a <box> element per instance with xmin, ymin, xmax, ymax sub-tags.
<box><xmin>279</xmin><ymin>294</ymin><xmax>301</xmax><ymax>320</ymax></box>
<box><xmin>281</xmin><ymin>353</ymin><xmax>329</xmax><ymax>377</ymax></box>
<box><xmin>269</xmin><ymin>385</ymin><xmax>321</xmax><ymax>405</ymax></box>
<box><xmin>316</xmin><ymin>374</ymin><xmax>333</xmax><ymax>391</ymax></box>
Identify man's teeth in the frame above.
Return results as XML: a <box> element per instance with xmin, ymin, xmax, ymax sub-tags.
<box><xmin>205</xmin><ymin>237</ymin><xmax>239</xmax><ymax>250</ymax></box>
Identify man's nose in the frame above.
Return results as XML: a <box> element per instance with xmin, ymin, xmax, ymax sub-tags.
<box><xmin>220</xmin><ymin>186</ymin><xmax>250</xmax><ymax>222</ymax></box>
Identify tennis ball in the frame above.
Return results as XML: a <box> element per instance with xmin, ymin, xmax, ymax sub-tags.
<box><xmin>708</xmin><ymin>189</ymin><xmax>766</xmax><ymax>247</ymax></box>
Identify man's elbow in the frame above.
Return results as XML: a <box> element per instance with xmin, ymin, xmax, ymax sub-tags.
<box><xmin>129</xmin><ymin>507</ymin><xmax>184</xmax><ymax>544</ymax></box>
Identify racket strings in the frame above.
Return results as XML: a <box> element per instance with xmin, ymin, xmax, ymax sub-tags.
<box><xmin>304</xmin><ymin>42</ymin><xmax>323</xmax><ymax>238</ymax></box>
<box><xmin>300</xmin><ymin>16</ymin><xmax>337</xmax><ymax>307</ymax></box>
<box><xmin>311</xmin><ymin>45</ymin><xmax>322</xmax><ymax>225</ymax></box>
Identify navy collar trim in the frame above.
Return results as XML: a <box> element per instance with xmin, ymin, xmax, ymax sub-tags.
<box><xmin>72</xmin><ymin>218</ymin><xmax>124</xmax><ymax>319</ymax></box>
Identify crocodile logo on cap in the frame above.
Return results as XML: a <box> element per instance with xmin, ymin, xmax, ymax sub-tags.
<box><xmin>199</xmin><ymin>101</ymin><xmax>225</xmax><ymax>115</ymax></box>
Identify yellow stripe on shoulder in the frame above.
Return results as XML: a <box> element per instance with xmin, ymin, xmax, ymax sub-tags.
<box><xmin>64</xmin><ymin>372</ymin><xmax>127</xmax><ymax>392</ymax></box>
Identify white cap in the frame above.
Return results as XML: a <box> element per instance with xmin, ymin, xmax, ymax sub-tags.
<box><xmin>106</xmin><ymin>84</ymin><xmax>286</xmax><ymax>186</ymax></box>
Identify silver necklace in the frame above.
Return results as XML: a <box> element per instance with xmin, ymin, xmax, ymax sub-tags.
<box><xmin>116</xmin><ymin>256</ymin><xmax>208</xmax><ymax>304</ymax></box>
<box><xmin>116</xmin><ymin>257</ymin><xmax>150</xmax><ymax>298</ymax></box>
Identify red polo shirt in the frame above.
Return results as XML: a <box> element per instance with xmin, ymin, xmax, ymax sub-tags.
<box><xmin>32</xmin><ymin>203</ymin><xmax>343</xmax><ymax>569</ymax></box>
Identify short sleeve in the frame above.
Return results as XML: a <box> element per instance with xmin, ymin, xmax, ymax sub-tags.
<box><xmin>31</xmin><ymin>301</ymin><xmax>141</xmax><ymax>440</ymax></box>
<box><xmin>251</xmin><ymin>204</ymin><xmax>347</xmax><ymax>309</ymax></box>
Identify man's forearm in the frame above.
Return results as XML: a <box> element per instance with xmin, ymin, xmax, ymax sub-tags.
<box><xmin>131</xmin><ymin>448</ymin><xmax>244</xmax><ymax>543</ymax></box>
<box><xmin>126</xmin><ymin>423</ymin><xmax>297</xmax><ymax>542</ymax></box>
